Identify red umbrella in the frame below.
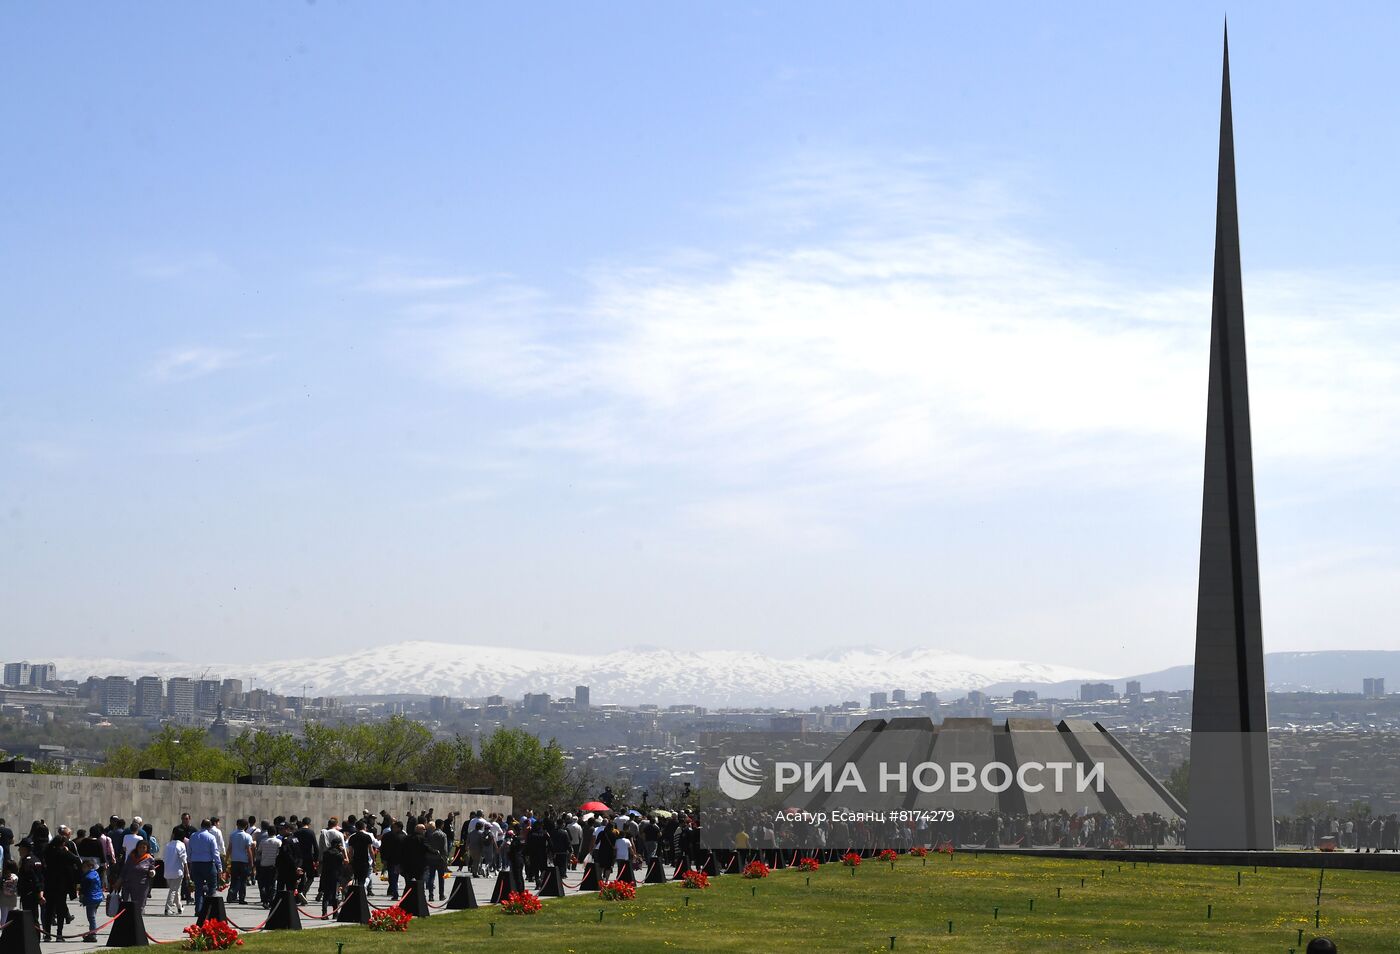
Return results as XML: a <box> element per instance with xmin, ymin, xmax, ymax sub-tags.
<box><xmin>579</xmin><ymin>801</ymin><xmax>611</xmax><ymax>813</ymax></box>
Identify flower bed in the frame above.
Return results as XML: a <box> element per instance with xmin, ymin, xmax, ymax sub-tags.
<box><xmin>182</xmin><ymin>920</ymin><xmax>241</xmax><ymax>951</ymax></box>
<box><xmin>878</xmin><ymin>849</ymin><xmax>898</xmax><ymax>862</ymax></box>
<box><xmin>909</xmin><ymin>846</ymin><xmax>930</xmax><ymax>857</ymax></box>
<box><xmin>598</xmin><ymin>880</ymin><xmax>636</xmax><ymax>901</ymax></box>
<box><xmin>742</xmin><ymin>861</ymin><xmax>770</xmax><ymax>879</ymax></box>
<box><xmin>680</xmin><ymin>870</ymin><xmax>710</xmax><ymax>890</ymax></box>
<box><xmin>841</xmin><ymin>852</ymin><xmax>862</xmax><ymax>868</ymax></box>
<box><xmin>796</xmin><ymin>857</ymin><xmax>820</xmax><ymax>872</ymax></box>
<box><xmin>368</xmin><ymin>908</ymin><xmax>412</xmax><ymax>932</ymax></box>
<box><xmin>501</xmin><ymin>890</ymin><xmax>543</xmax><ymax>915</ymax></box>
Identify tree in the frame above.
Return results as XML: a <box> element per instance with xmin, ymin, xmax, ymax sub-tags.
<box><xmin>478</xmin><ymin>727</ymin><xmax>568</xmax><ymax>810</ymax></box>
<box><xmin>228</xmin><ymin>729</ymin><xmax>299</xmax><ymax>784</ymax></box>
<box><xmin>1165</xmin><ymin>760</ymin><xmax>1189</xmax><ymax>805</ymax></box>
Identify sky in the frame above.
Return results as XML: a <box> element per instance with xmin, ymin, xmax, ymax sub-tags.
<box><xmin>3</xmin><ymin>2</ymin><xmax>1400</xmax><ymax>675</ymax></box>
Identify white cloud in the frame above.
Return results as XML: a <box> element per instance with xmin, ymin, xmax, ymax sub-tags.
<box><xmin>148</xmin><ymin>346</ymin><xmax>245</xmax><ymax>382</ymax></box>
<box><xmin>393</xmin><ymin>159</ymin><xmax>1400</xmax><ymax>533</ymax></box>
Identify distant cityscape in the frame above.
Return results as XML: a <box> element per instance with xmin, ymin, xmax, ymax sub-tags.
<box><xmin>3</xmin><ymin>659</ymin><xmax>1398</xmax><ymax>814</ymax></box>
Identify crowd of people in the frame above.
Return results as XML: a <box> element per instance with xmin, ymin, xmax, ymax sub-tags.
<box><xmin>1</xmin><ymin>801</ymin><xmax>1397</xmax><ymax>941</ymax></box>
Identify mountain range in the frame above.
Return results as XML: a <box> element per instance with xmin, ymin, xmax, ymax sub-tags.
<box><xmin>46</xmin><ymin>644</ymin><xmax>1397</xmax><ymax>709</ymax></box>
<box><xmin>51</xmin><ymin>642</ymin><xmax>1109</xmax><ymax>708</ymax></box>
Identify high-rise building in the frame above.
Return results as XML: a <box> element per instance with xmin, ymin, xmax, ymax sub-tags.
<box><xmin>28</xmin><ymin>663</ymin><xmax>56</xmax><ymax>687</ymax></box>
<box><xmin>1079</xmin><ymin>683</ymin><xmax>1118</xmax><ymax>703</ymax></box>
<box><xmin>523</xmin><ymin>692</ymin><xmax>551</xmax><ymax>715</ymax></box>
<box><xmin>1012</xmin><ymin>689</ymin><xmax>1039</xmax><ymax>705</ymax></box>
<box><xmin>1126</xmin><ymin>680</ymin><xmax>1143</xmax><ymax>697</ymax></box>
<box><xmin>869</xmin><ymin>691</ymin><xmax>888</xmax><ymax>709</ymax></box>
<box><xmin>891</xmin><ymin>689</ymin><xmax>907</xmax><ymax>704</ymax></box>
<box><xmin>167</xmin><ymin>678</ymin><xmax>196</xmax><ymax>721</ymax></box>
<box><xmin>100</xmin><ymin>676</ymin><xmax>132</xmax><ymax>717</ymax></box>
<box><xmin>1187</xmin><ymin>28</ymin><xmax>1275</xmax><ymax>851</ymax></box>
<box><xmin>429</xmin><ymin>696</ymin><xmax>454</xmax><ymax>716</ymax></box>
<box><xmin>1363</xmin><ymin>677</ymin><xmax>1387</xmax><ymax>699</ymax></box>
<box><xmin>919</xmin><ymin>691</ymin><xmax>939</xmax><ymax>709</ymax></box>
<box><xmin>195</xmin><ymin>679</ymin><xmax>221</xmax><ymax>714</ymax></box>
<box><xmin>3</xmin><ymin>662</ymin><xmax>31</xmax><ymax>687</ymax></box>
<box><xmin>575</xmin><ymin>685</ymin><xmax>590</xmax><ymax>711</ymax></box>
<box><xmin>486</xmin><ymin>694</ymin><xmax>505</xmax><ymax>707</ymax></box>
<box><xmin>220</xmin><ymin>679</ymin><xmax>243</xmax><ymax>708</ymax></box>
<box><xmin>133</xmin><ymin>676</ymin><xmax>164</xmax><ymax>716</ymax></box>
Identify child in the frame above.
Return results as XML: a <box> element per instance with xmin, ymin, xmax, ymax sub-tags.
<box><xmin>0</xmin><ymin>859</ymin><xmax>18</xmax><ymax>926</ymax></box>
<box><xmin>80</xmin><ymin>857</ymin><xmax>104</xmax><ymax>942</ymax></box>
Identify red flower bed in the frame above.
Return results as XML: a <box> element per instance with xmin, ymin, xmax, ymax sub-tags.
<box><xmin>501</xmin><ymin>890</ymin><xmax>543</xmax><ymax>915</ymax></box>
<box><xmin>742</xmin><ymin>860</ymin><xmax>771</xmax><ymax>879</ymax></box>
<box><xmin>368</xmin><ymin>907</ymin><xmax>412</xmax><ymax>932</ymax></box>
<box><xmin>841</xmin><ymin>852</ymin><xmax>862</xmax><ymax>867</ymax></box>
<box><xmin>939</xmin><ymin>842</ymin><xmax>956</xmax><ymax>855</ymax></box>
<box><xmin>909</xmin><ymin>846</ymin><xmax>930</xmax><ymax>857</ymax></box>
<box><xmin>182</xmin><ymin>920</ymin><xmax>241</xmax><ymax>951</ymax></box>
<box><xmin>878</xmin><ymin>849</ymin><xmax>898</xmax><ymax>862</ymax></box>
<box><xmin>680</xmin><ymin>870</ymin><xmax>710</xmax><ymax>890</ymax></box>
<box><xmin>598</xmin><ymin>880</ymin><xmax>636</xmax><ymax>901</ymax></box>
<box><xmin>796</xmin><ymin>857</ymin><xmax>820</xmax><ymax>872</ymax></box>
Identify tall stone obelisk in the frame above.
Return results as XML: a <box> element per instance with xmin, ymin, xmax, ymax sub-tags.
<box><xmin>1186</xmin><ymin>25</ymin><xmax>1275</xmax><ymax>851</ymax></box>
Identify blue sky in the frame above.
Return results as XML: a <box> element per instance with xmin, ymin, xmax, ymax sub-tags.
<box><xmin>3</xmin><ymin>2</ymin><xmax>1400</xmax><ymax>673</ymax></box>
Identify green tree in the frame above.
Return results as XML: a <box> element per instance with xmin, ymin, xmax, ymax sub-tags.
<box><xmin>478</xmin><ymin>727</ymin><xmax>568</xmax><ymax>810</ymax></box>
<box><xmin>1165</xmin><ymin>760</ymin><xmax>1189</xmax><ymax>805</ymax></box>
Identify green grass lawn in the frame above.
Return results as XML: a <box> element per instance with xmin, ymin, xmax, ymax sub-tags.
<box><xmin>239</xmin><ymin>855</ymin><xmax>1399</xmax><ymax>953</ymax></box>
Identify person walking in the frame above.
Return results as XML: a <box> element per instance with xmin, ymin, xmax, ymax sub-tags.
<box><xmin>78</xmin><ymin>858</ymin><xmax>104</xmax><ymax>942</ymax></box>
<box><xmin>162</xmin><ymin>828</ymin><xmax>188</xmax><ymax>916</ymax></box>
<box><xmin>41</xmin><ymin>826</ymin><xmax>80</xmax><ymax>942</ymax></box>
<box><xmin>186</xmin><ymin>820</ymin><xmax>223</xmax><ymax>919</ymax></box>
<box><xmin>255</xmin><ymin>824</ymin><xmax>281</xmax><ymax>908</ymax></box>
<box><xmin>228</xmin><ymin>819</ymin><xmax>254</xmax><ymax>905</ymax></box>
<box><xmin>119</xmin><ymin>840</ymin><xmax>157</xmax><ymax>912</ymax></box>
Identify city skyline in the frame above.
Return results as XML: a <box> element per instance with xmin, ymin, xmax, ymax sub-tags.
<box><xmin>5</xmin><ymin>5</ymin><xmax>1400</xmax><ymax>672</ymax></box>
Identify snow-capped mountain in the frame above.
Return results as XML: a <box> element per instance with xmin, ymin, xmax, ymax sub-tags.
<box><xmin>47</xmin><ymin>642</ymin><xmax>1113</xmax><ymax>708</ymax></box>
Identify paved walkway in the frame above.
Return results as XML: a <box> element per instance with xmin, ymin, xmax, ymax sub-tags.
<box><xmin>37</xmin><ymin>863</ymin><xmax>680</xmax><ymax>953</ymax></box>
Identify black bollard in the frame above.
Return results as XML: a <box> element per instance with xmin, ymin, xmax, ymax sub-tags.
<box><xmin>263</xmin><ymin>889</ymin><xmax>303</xmax><ymax>931</ymax></box>
<box><xmin>617</xmin><ymin>861</ymin><xmax>637</xmax><ymax>885</ymax></box>
<box><xmin>0</xmin><ymin>910</ymin><xmax>41</xmax><ymax>954</ymax></box>
<box><xmin>399</xmin><ymin>879</ymin><xmax>431</xmax><ymax>916</ymax></box>
<box><xmin>644</xmin><ymin>858</ymin><xmax>668</xmax><ymax>884</ymax></box>
<box><xmin>446</xmin><ymin>875</ymin><xmax>480</xmax><ymax>909</ymax></box>
<box><xmin>487</xmin><ymin>870</ymin><xmax>519</xmax><ymax>904</ymax></box>
<box><xmin>577</xmin><ymin>864</ymin><xmax>600</xmax><ymax>892</ymax></box>
<box><xmin>106</xmin><ymin>900</ymin><xmax>149</xmax><ymax>947</ymax></box>
<box><xmin>196</xmin><ymin>896</ymin><xmax>228</xmax><ymax>925</ymax></box>
<box><xmin>336</xmin><ymin>883</ymin><xmax>371</xmax><ymax>924</ymax></box>
<box><xmin>669</xmin><ymin>857</ymin><xmax>692</xmax><ymax>881</ymax></box>
<box><xmin>537</xmin><ymin>868</ymin><xmax>566</xmax><ymax>899</ymax></box>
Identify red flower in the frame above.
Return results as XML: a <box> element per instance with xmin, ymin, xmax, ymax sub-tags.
<box><xmin>368</xmin><ymin>907</ymin><xmax>412</xmax><ymax>932</ymax></box>
<box><xmin>878</xmin><ymin>849</ymin><xmax>898</xmax><ymax>862</ymax></box>
<box><xmin>841</xmin><ymin>852</ymin><xmax>863</xmax><ymax>868</ymax></box>
<box><xmin>598</xmin><ymin>880</ymin><xmax>636</xmax><ymax>901</ymax></box>
<box><xmin>680</xmin><ymin>870</ymin><xmax>710</xmax><ymax>890</ymax></box>
<box><xmin>501</xmin><ymin>890</ymin><xmax>543</xmax><ymax>915</ymax></box>
<box><xmin>796</xmin><ymin>857</ymin><xmax>820</xmax><ymax>872</ymax></box>
<box><xmin>742</xmin><ymin>861</ymin><xmax>770</xmax><ymax>879</ymax></box>
<box><xmin>182</xmin><ymin>919</ymin><xmax>241</xmax><ymax>951</ymax></box>
<box><xmin>909</xmin><ymin>846</ymin><xmax>930</xmax><ymax>857</ymax></box>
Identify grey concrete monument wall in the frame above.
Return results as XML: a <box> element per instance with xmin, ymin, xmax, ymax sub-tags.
<box><xmin>1186</xmin><ymin>26</ymin><xmax>1275</xmax><ymax>850</ymax></box>
<box><xmin>0</xmin><ymin>773</ymin><xmax>511</xmax><ymax>838</ymax></box>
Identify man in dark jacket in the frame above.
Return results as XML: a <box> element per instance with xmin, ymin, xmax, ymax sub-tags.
<box><xmin>378</xmin><ymin>820</ymin><xmax>405</xmax><ymax>899</ymax></box>
<box><xmin>398</xmin><ymin>825</ymin><xmax>428</xmax><ymax>901</ymax></box>
<box><xmin>548</xmin><ymin>820</ymin><xmax>572</xmax><ymax>886</ymax></box>
<box><xmin>41</xmin><ymin>827</ymin><xmax>81</xmax><ymax>942</ymax></box>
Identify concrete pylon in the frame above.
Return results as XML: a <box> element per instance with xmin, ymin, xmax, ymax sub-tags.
<box><xmin>1186</xmin><ymin>22</ymin><xmax>1275</xmax><ymax>852</ymax></box>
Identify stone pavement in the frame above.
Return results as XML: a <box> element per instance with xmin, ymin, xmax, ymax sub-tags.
<box><xmin>35</xmin><ymin>862</ymin><xmax>679</xmax><ymax>953</ymax></box>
